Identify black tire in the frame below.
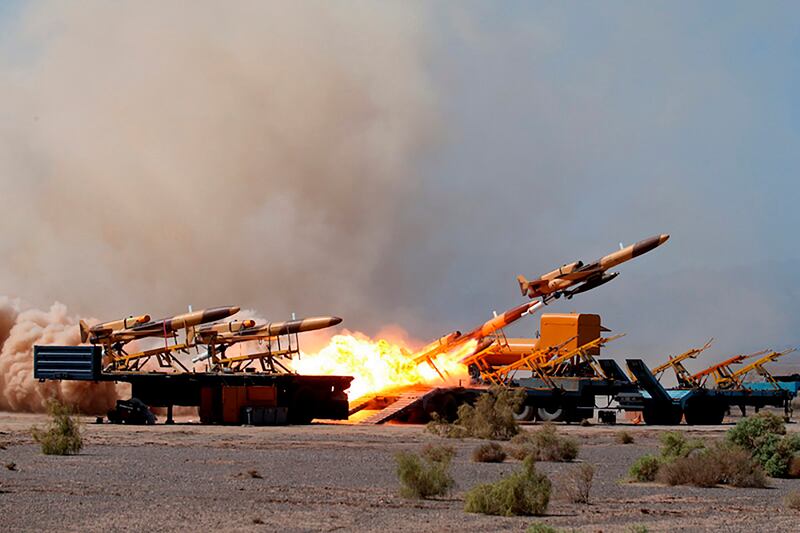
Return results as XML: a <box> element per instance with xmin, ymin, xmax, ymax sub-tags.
<box><xmin>642</xmin><ymin>404</ymin><xmax>683</xmax><ymax>425</ymax></box>
<box><xmin>288</xmin><ymin>387</ymin><xmax>315</xmax><ymax>425</ymax></box>
<box><xmin>423</xmin><ymin>393</ymin><xmax>459</xmax><ymax>422</ymax></box>
<box><xmin>684</xmin><ymin>400</ymin><xmax>725</xmax><ymax>425</ymax></box>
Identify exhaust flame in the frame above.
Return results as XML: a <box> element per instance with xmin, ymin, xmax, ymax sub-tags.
<box><xmin>292</xmin><ymin>331</ymin><xmax>472</xmax><ymax>401</ymax></box>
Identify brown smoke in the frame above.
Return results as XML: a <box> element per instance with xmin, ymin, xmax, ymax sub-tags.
<box><xmin>0</xmin><ymin>2</ymin><xmax>438</xmax><ymax>411</ymax></box>
<box><xmin>0</xmin><ymin>1</ymin><xmax>438</xmax><ymax>324</ymax></box>
<box><xmin>0</xmin><ymin>299</ymin><xmax>119</xmax><ymax>413</ymax></box>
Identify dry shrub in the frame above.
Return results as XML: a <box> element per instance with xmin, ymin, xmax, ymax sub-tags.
<box><xmin>628</xmin><ymin>454</ymin><xmax>660</xmax><ymax>482</ymax></box>
<box><xmin>426</xmin><ymin>413</ymin><xmax>468</xmax><ymax>439</ymax></box>
<box><xmin>472</xmin><ymin>442</ymin><xmax>507</xmax><ymax>463</ymax></box>
<box><xmin>395</xmin><ymin>447</ymin><xmax>454</xmax><ymax>499</ymax></box>
<box><xmin>615</xmin><ymin>431</ymin><xmax>635</xmax><ymax>445</ymax></box>
<box><xmin>421</xmin><ymin>443</ymin><xmax>455</xmax><ymax>463</ymax></box>
<box><xmin>657</xmin><ymin>443</ymin><xmax>766</xmax><ymax>488</ymax></box>
<box><xmin>427</xmin><ymin>387</ymin><xmax>524</xmax><ymax>441</ymax></box>
<box><xmin>507</xmin><ymin>424</ymin><xmax>579</xmax><ymax>462</ymax></box>
<box><xmin>30</xmin><ymin>400</ymin><xmax>83</xmax><ymax>456</ymax></box>
<box><xmin>788</xmin><ymin>456</ymin><xmax>800</xmax><ymax>478</ymax></box>
<box><xmin>656</xmin><ymin>453</ymin><xmax>719</xmax><ymax>487</ymax></box>
<box><xmin>464</xmin><ymin>456</ymin><xmax>551</xmax><ymax>516</ymax></box>
<box><xmin>784</xmin><ymin>490</ymin><xmax>800</xmax><ymax>511</ymax></box>
<box><xmin>5</xmin><ymin>462</ymin><xmax>17</xmax><ymax>471</ymax></box>
<box><xmin>563</xmin><ymin>463</ymin><xmax>594</xmax><ymax>504</ymax></box>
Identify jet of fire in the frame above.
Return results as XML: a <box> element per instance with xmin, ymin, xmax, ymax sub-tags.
<box><xmin>291</xmin><ymin>332</ymin><xmax>472</xmax><ymax>401</ymax></box>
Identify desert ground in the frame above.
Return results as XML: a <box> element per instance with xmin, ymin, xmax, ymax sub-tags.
<box><xmin>1</xmin><ymin>413</ymin><xmax>799</xmax><ymax>532</ymax></box>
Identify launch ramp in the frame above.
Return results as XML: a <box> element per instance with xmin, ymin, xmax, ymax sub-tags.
<box><xmin>358</xmin><ymin>388</ymin><xmax>435</xmax><ymax>424</ymax></box>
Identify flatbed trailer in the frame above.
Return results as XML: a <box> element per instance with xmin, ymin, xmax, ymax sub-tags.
<box><xmin>34</xmin><ymin>345</ymin><xmax>352</xmax><ymax>425</ymax></box>
<box><xmin>510</xmin><ymin>358</ymin><xmax>640</xmax><ymax>422</ymax></box>
<box><xmin>615</xmin><ymin>359</ymin><xmax>795</xmax><ymax>424</ymax></box>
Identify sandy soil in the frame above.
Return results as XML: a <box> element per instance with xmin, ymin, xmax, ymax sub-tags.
<box><xmin>1</xmin><ymin>414</ymin><xmax>799</xmax><ymax>532</ymax></box>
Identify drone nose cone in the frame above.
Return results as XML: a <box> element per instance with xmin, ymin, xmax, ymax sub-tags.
<box><xmin>632</xmin><ymin>234</ymin><xmax>669</xmax><ymax>257</ymax></box>
<box><xmin>204</xmin><ymin>306</ymin><xmax>240</xmax><ymax>322</ymax></box>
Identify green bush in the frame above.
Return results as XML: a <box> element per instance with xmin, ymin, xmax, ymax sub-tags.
<box><xmin>464</xmin><ymin>457</ymin><xmax>552</xmax><ymax>516</ymax></box>
<box><xmin>629</xmin><ymin>454</ymin><xmax>660</xmax><ymax>482</ymax></box>
<box><xmin>659</xmin><ymin>431</ymin><xmax>704</xmax><ymax>460</ymax></box>
<box><xmin>395</xmin><ymin>448</ymin><xmax>455</xmax><ymax>499</ymax></box>
<box><xmin>507</xmin><ymin>424</ymin><xmax>579</xmax><ymax>462</ymax></box>
<box><xmin>526</xmin><ymin>523</ymin><xmax>559</xmax><ymax>533</ymax></box>
<box><xmin>472</xmin><ymin>442</ymin><xmax>507</xmax><ymax>463</ymax></box>
<box><xmin>726</xmin><ymin>414</ymin><xmax>800</xmax><ymax>478</ymax></box>
<box><xmin>727</xmin><ymin>412</ymin><xmax>785</xmax><ymax>451</ymax></box>
<box><xmin>615</xmin><ymin>431</ymin><xmax>635</xmax><ymax>445</ymax></box>
<box><xmin>31</xmin><ymin>400</ymin><xmax>83</xmax><ymax>456</ymax></box>
<box><xmin>464</xmin><ymin>456</ymin><xmax>551</xmax><ymax>516</ymax></box>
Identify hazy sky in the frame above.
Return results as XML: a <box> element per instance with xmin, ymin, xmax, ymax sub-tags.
<box><xmin>1</xmin><ymin>2</ymin><xmax>798</xmax><ymax>367</ymax></box>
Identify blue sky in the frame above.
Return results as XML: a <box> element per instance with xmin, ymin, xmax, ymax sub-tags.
<box><xmin>1</xmin><ymin>2</ymin><xmax>799</xmax><ymax>366</ymax></box>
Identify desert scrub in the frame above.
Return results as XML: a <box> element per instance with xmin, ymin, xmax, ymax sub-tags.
<box><xmin>659</xmin><ymin>431</ymin><xmax>704</xmax><ymax>460</ymax></box>
<box><xmin>726</xmin><ymin>413</ymin><xmax>800</xmax><ymax>478</ymax></box>
<box><xmin>784</xmin><ymin>490</ymin><xmax>800</xmax><ymax>511</ymax></box>
<box><xmin>526</xmin><ymin>523</ymin><xmax>559</xmax><ymax>533</ymax></box>
<box><xmin>395</xmin><ymin>445</ymin><xmax>455</xmax><ymax>499</ymax></box>
<box><xmin>420</xmin><ymin>443</ymin><xmax>455</xmax><ymax>463</ymax></box>
<box><xmin>628</xmin><ymin>454</ymin><xmax>660</xmax><ymax>482</ymax></box>
<box><xmin>31</xmin><ymin>400</ymin><xmax>83</xmax><ymax>455</ymax></box>
<box><xmin>472</xmin><ymin>442</ymin><xmax>507</xmax><ymax>463</ymax></box>
<box><xmin>507</xmin><ymin>424</ymin><xmax>579</xmax><ymax>462</ymax></box>
<box><xmin>656</xmin><ymin>442</ymin><xmax>766</xmax><ymax>488</ymax></box>
<box><xmin>464</xmin><ymin>456</ymin><xmax>551</xmax><ymax>516</ymax></box>
<box><xmin>727</xmin><ymin>412</ymin><xmax>785</xmax><ymax>450</ymax></box>
<box><xmin>615</xmin><ymin>431</ymin><xmax>635</xmax><ymax>445</ymax></box>
<box><xmin>426</xmin><ymin>386</ymin><xmax>524</xmax><ymax>440</ymax></box>
<box><xmin>563</xmin><ymin>462</ymin><xmax>594</xmax><ymax>503</ymax></box>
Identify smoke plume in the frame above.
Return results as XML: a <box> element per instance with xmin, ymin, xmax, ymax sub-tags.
<box><xmin>0</xmin><ymin>1</ymin><xmax>438</xmax><ymax>324</ymax></box>
<box><xmin>0</xmin><ymin>1</ymin><xmax>439</xmax><ymax>412</ymax></box>
<box><xmin>0</xmin><ymin>298</ymin><xmax>119</xmax><ymax>413</ymax></box>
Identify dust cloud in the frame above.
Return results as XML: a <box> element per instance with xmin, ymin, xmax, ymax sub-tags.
<box><xmin>0</xmin><ymin>2</ymin><xmax>439</xmax><ymax>411</ymax></box>
<box><xmin>0</xmin><ymin>1</ymin><xmax>438</xmax><ymax>322</ymax></box>
<box><xmin>0</xmin><ymin>298</ymin><xmax>119</xmax><ymax>413</ymax></box>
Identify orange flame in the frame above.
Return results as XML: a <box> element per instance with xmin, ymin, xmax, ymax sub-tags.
<box><xmin>291</xmin><ymin>332</ymin><xmax>473</xmax><ymax>401</ymax></box>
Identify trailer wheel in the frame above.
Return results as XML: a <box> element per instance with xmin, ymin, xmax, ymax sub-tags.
<box><xmin>684</xmin><ymin>401</ymin><xmax>725</xmax><ymax>425</ymax></box>
<box><xmin>642</xmin><ymin>404</ymin><xmax>682</xmax><ymax>425</ymax></box>
<box><xmin>513</xmin><ymin>404</ymin><xmax>536</xmax><ymax>422</ymax></box>
<box><xmin>289</xmin><ymin>387</ymin><xmax>314</xmax><ymax>425</ymax></box>
<box><xmin>536</xmin><ymin>406</ymin><xmax>564</xmax><ymax>422</ymax></box>
<box><xmin>423</xmin><ymin>392</ymin><xmax>459</xmax><ymax>422</ymax></box>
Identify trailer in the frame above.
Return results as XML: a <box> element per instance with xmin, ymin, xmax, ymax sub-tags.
<box><xmin>615</xmin><ymin>359</ymin><xmax>795</xmax><ymax>424</ymax></box>
<box><xmin>34</xmin><ymin>344</ymin><xmax>352</xmax><ymax>425</ymax></box>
